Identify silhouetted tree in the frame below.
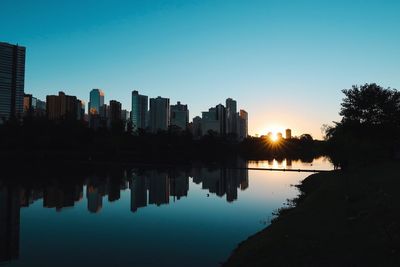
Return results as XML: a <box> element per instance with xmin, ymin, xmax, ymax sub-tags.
<box><xmin>325</xmin><ymin>83</ymin><xmax>400</xmax><ymax>167</ymax></box>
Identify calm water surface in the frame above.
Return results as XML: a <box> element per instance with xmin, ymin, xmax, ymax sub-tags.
<box><xmin>1</xmin><ymin>158</ymin><xmax>332</xmax><ymax>267</ymax></box>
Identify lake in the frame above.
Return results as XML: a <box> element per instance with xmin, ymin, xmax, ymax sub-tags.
<box><xmin>0</xmin><ymin>157</ymin><xmax>332</xmax><ymax>267</ymax></box>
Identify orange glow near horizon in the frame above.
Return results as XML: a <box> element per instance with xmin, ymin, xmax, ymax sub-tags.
<box><xmin>270</xmin><ymin>133</ymin><xmax>279</xmax><ymax>142</ymax></box>
<box><xmin>259</xmin><ymin>125</ymin><xmax>286</xmax><ymax>138</ymax></box>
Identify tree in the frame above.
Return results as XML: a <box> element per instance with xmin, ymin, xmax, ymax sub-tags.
<box><xmin>340</xmin><ymin>83</ymin><xmax>400</xmax><ymax>126</ymax></box>
<box><xmin>325</xmin><ymin>83</ymin><xmax>400</xmax><ymax>167</ymax></box>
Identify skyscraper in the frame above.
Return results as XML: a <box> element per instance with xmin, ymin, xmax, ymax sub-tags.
<box><xmin>88</xmin><ymin>89</ymin><xmax>104</xmax><ymax>115</ymax></box>
<box><xmin>149</xmin><ymin>96</ymin><xmax>170</xmax><ymax>133</ymax></box>
<box><xmin>0</xmin><ymin>42</ymin><xmax>26</xmax><ymax>123</ymax></box>
<box><xmin>131</xmin><ymin>90</ymin><xmax>148</xmax><ymax>131</ymax></box>
<box><xmin>170</xmin><ymin>101</ymin><xmax>189</xmax><ymax>130</ymax></box>
<box><xmin>225</xmin><ymin>98</ymin><xmax>237</xmax><ymax>135</ymax></box>
<box><xmin>109</xmin><ymin>100</ymin><xmax>122</xmax><ymax>124</ymax></box>
<box><xmin>238</xmin><ymin>109</ymin><xmax>248</xmax><ymax>141</ymax></box>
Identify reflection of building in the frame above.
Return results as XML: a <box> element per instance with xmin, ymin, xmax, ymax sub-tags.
<box><xmin>0</xmin><ymin>42</ymin><xmax>25</xmax><ymax>123</ymax></box>
<box><xmin>170</xmin><ymin>101</ymin><xmax>189</xmax><ymax>130</ymax></box>
<box><xmin>129</xmin><ymin>175</ymin><xmax>148</xmax><ymax>212</ymax></box>
<box><xmin>87</xmin><ymin>186</ymin><xmax>103</xmax><ymax>213</ymax></box>
<box><xmin>131</xmin><ymin>90</ymin><xmax>148</xmax><ymax>131</ymax></box>
<box><xmin>191</xmin><ymin>160</ymin><xmax>248</xmax><ymax>203</ymax></box>
<box><xmin>149</xmin><ymin>96</ymin><xmax>170</xmax><ymax>133</ymax></box>
<box><xmin>170</xmin><ymin>172</ymin><xmax>189</xmax><ymax>201</ymax></box>
<box><xmin>148</xmin><ymin>171</ymin><xmax>170</xmax><ymax>206</ymax></box>
<box><xmin>0</xmin><ymin>185</ymin><xmax>20</xmax><ymax>263</ymax></box>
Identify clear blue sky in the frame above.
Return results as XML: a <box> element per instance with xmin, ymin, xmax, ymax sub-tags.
<box><xmin>1</xmin><ymin>0</ymin><xmax>399</xmax><ymax>138</ymax></box>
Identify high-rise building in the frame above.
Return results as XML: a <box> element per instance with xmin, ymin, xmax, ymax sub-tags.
<box><xmin>201</xmin><ymin>107</ymin><xmax>219</xmax><ymax>134</ymax></box>
<box><xmin>285</xmin><ymin>129</ymin><xmax>292</xmax><ymax>139</ymax></box>
<box><xmin>170</xmin><ymin>101</ymin><xmax>189</xmax><ymax>130</ymax></box>
<box><xmin>77</xmin><ymin>100</ymin><xmax>85</xmax><ymax>121</ymax></box>
<box><xmin>238</xmin><ymin>109</ymin><xmax>248</xmax><ymax>141</ymax></box>
<box><xmin>131</xmin><ymin>90</ymin><xmax>148</xmax><ymax>131</ymax></box>
<box><xmin>46</xmin><ymin>91</ymin><xmax>81</xmax><ymax>120</ymax></box>
<box><xmin>149</xmin><ymin>96</ymin><xmax>170</xmax><ymax>133</ymax></box>
<box><xmin>192</xmin><ymin>116</ymin><xmax>202</xmax><ymax>139</ymax></box>
<box><xmin>0</xmin><ymin>42</ymin><xmax>25</xmax><ymax>123</ymax></box>
<box><xmin>109</xmin><ymin>100</ymin><xmax>122</xmax><ymax>124</ymax></box>
<box><xmin>216</xmin><ymin>104</ymin><xmax>226</xmax><ymax>134</ymax></box>
<box><xmin>23</xmin><ymin>94</ymin><xmax>46</xmax><ymax>117</ymax></box>
<box><xmin>225</xmin><ymin>98</ymin><xmax>237</xmax><ymax>135</ymax></box>
<box><xmin>88</xmin><ymin>89</ymin><xmax>104</xmax><ymax>115</ymax></box>
<box><xmin>201</xmin><ymin>104</ymin><xmax>226</xmax><ymax>135</ymax></box>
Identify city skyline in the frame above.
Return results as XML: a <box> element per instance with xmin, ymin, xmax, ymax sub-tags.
<box><xmin>1</xmin><ymin>0</ymin><xmax>399</xmax><ymax>138</ymax></box>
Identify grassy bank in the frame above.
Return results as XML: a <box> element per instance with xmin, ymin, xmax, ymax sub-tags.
<box><xmin>223</xmin><ymin>162</ymin><xmax>400</xmax><ymax>267</ymax></box>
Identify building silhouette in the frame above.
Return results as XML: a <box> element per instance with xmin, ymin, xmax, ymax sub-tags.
<box><xmin>23</xmin><ymin>93</ymin><xmax>46</xmax><ymax>117</ymax></box>
<box><xmin>238</xmin><ymin>109</ymin><xmax>248</xmax><ymax>141</ymax></box>
<box><xmin>285</xmin><ymin>128</ymin><xmax>292</xmax><ymax>139</ymax></box>
<box><xmin>192</xmin><ymin>116</ymin><xmax>202</xmax><ymax>139</ymax></box>
<box><xmin>131</xmin><ymin>90</ymin><xmax>148</xmax><ymax>131</ymax></box>
<box><xmin>109</xmin><ymin>100</ymin><xmax>122</xmax><ymax>124</ymax></box>
<box><xmin>226</xmin><ymin>98</ymin><xmax>237</xmax><ymax>135</ymax></box>
<box><xmin>149</xmin><ymin>96</ymin><xmax>170</xmax><ymax>133</ymax></box>
<box><xmin>0</xmin><ymin>42</ymin><xmax>25</xmax><ymax>123</ymax></box>
<box><xmin>170</xmin><ymin>101</ymin><xmax>189</xmax><ymax>130</ymax></box>
<box><xmin>46</xmin><ymin>91</ymin><xmax>82</xmax><ymax>121</ymax></box>
<box><xmin>88</xmin><ymin>89</ymin><xmax>104</xmax><ymax>115</ymax></box>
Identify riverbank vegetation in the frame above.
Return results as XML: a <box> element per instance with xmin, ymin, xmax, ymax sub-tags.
<box><xmin>0</xmin><ymin>118</ymin><xmax>325</xmax><ymax>163</ymax></box>
<box><xmin>225</xmin><ymin>83</ymin><xmax>400</xmax><ymax>266</ymax></box>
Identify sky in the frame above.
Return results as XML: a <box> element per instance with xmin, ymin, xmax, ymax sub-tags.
<box><xmin>1</xmin><ymin>0</ymin><xmax>399</xmax><ymax>139</ymax></box>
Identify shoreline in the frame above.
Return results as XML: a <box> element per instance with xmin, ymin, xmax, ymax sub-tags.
<box><xmin>223</xmin><ymin>162</ymin><xmax>400</xmax><ymax>266</ymax></box>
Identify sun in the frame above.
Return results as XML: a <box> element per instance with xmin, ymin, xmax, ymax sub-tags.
<box><xmin>270</xmin><ymin>133</ymin><xmax>278</xmax><ymax>142</ymax></box>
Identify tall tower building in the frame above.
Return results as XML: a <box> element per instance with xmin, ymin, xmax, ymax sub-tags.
<box><xmin>109</xmin><ymin>100</ymin><xmax>122</xmax><ymax>123</ymax></box>
<box><xmin>225</xmin><ymin>98</ymin><xmax>237</xmax><ymax>135</ymax></box>
<box><xmin>238</xmin><ymin>109</ymin><xmax>248</xmax><ymax>141</ymax></box>
<box><xmin>170</xmin><ymin>101</ymin><xmax>189</xmax><ymax>130</ymax></box>
<box><xmin>131</xmin><ymin>90</ymin><xmax>148</xmax><ymax>131</ymax></box>
<box><xmin>149</xmin><ymin>96</ymin><xmax>170</xmax><ymax>133</ymax></box>
<box><xmin>88</xmin><ymin>89</ymin><xmax>104</xmax><ymax>115</ymax></box>
<box><xmin>0</xmin><ymin>42</ymin><xmax>26</xmax><ymax>123</ymax></box>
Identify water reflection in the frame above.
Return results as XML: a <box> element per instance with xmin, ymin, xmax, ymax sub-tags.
<box><xmin>0</xmin><ymin>185</ymin><xmax>20</xmax><ymax>263</ymax></box>
<box><xmin>248</xmin><ymin>156</ymin><xmax>332</xmax><ymax>170</ymax></box>
<box><xmin>0</xmin><ymin>157</ymin><xmax>332</xmax><ymax>266</ymax></box>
